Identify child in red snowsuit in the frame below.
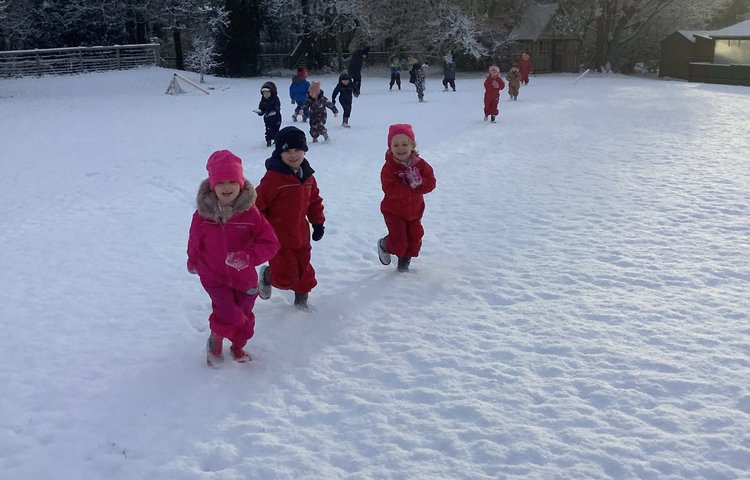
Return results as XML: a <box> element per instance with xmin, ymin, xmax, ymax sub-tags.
<box><xmin>377</xmin><ymin>124</ymin><xmax>437</xmax><ymax>272</ymax></box>
<box><xmin>187</xmin><ymin>150</ymin><xmax>281</xmax><ymax>366</ymax></box>
<box><xmin>483</xmin><ymin>65</ymin><xmax>505</xmax><ymax>123</ymax></box>
<box><xmin>518</xmin><ymin>51</ymin><xmax>532</xmax><ymax>85</ymax></box>
<box><xmin>255</xmin><ymin>126</ymin><xmax>326</xmax><ymax>311</ymax></box>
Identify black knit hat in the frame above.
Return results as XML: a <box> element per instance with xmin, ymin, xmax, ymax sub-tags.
<box><xmin>274</xmin><ymin>126</ymin><xmax>308</xmax><ymax>153</ymax></box>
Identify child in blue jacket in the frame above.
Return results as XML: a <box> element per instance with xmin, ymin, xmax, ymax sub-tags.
<box><xmin>289</xmin><ymin>67</ymin><xmax>310</xmax><ymax>122</ymax></box>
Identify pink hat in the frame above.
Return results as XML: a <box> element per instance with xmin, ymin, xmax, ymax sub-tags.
<box><xmin>206</xmin><ymin>150</ymin><xmax>244</xmax><ymax>189</ymax></box>
<box><xmin>309</xmin><ymin>81</ymin><xmax>321</xmax><ymax>96</ymax></box>
<box><xmin>489</xmin><ymin>65</ymin><xmax>500</xmax><ymax>74</ymax></box>
<box><xmin>387</xmin><ymin>123</ymin><xmax>415</xmax><ymax>146</ymax></box>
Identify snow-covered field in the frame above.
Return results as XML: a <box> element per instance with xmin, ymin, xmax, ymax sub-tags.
<box><xmin>1</xmin><ymin>67</ymin><xmax>748</xmax><ymax>480</ymax></box>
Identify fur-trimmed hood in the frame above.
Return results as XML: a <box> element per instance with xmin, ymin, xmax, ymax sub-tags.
<box><xmin>196</xmin><ymin>178</ymin><xmax>257</xmax><ymax>224</ymax></box>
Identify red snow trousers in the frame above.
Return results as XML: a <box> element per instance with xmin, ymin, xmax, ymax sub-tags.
<box><xmin>383</xmin><ymin>212</ymin><xmax>424</xmax><ymax>258</ymax></box>
<box><xmin>269</xmin><ymin>245</ymin><xmax>317</xmax><ymax>294</ymax></box>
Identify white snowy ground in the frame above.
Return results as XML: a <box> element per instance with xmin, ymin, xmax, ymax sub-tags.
<box><xmin>1</xmin><ymin>66</ymin><xmax>748</xmax><ymax>480</ymax></box>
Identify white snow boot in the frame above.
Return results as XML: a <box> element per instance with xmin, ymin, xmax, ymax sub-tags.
<box><xmin>377</xmin><ymin>237</ymin><xmax>391</xmax><ymax>265</ymax></box>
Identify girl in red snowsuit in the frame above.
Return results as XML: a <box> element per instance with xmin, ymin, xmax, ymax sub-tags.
<box><xmin>483</xmin><ymin>65</ymin><xmax>505</xmax><ymax>123</ymax></box>
<box><xmin>518</xmin><ymin>52</ymin><xmax>532</xmax><ymax>85</ymax></box>
<box><xmin>377</xmin><ymin>124</ymin><xmax>437</xmax><ymax>272</ymax></box>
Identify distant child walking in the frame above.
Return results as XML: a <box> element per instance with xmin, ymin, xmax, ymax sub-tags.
<box><xmin>332</xmin><ymin>72</ymin><xmax>354</xmax><ymax>127</ymax></box>
<box><xmin>377</xmin><ymin>124</ymin><xmax>436</xmax><ymax>272</ymax></box>
<box><xmin>484</xmin><ymin>65</ymin><xmax>505</xmax><ymax>123</ymax></box>
<box><xmin>507</xmin><ymin>65</ymin><xmax>521</xmax><ymax>100</ymax></box>
<box><xmin>519</xmin><ymin>51</ymin><xmax>533</xmax><ymax>85</ymax></box>
<box><xmin>255</xmin><ymin>127</ymin><xmax>326</xmax><ymax>311</ymax></box>
<box><xmin>389</xmin><ymin>56</ymin><xmax>402</xmax><ymax>90</ymax></box>
<box><xmin>187</xmin><ymin>150</ymin><xmax>281</xmax><ymax>367</ymax></box>
<box><xmin>289</xmin><ymin>67</ymin><xmax>310</xmax><ymax>122</ymax></box>
<box><xmin>253</xmin><ymin>81</ymin><xmax>282</xmax><ymax>147</ymax></box>
<box><xmin>410</xmin><ymin>63</ymin><xmax>427</xmax><ymax>102</ymax></box>
<box><xmin>442</xmin><ymin>50</ymin><xmax>456</xmax><ymax>92</ymax></box>
<box><xmin>301</xmin><ymin>81</ymin><xmax>338</xmax><ymax>143</ymax></box>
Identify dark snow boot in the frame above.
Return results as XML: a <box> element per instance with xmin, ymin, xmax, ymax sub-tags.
<box><xmin>266</xmin><ymin>139</ymin><xmax>272</xmax><ymax>147</ymax></box>
<box><xmin>491</xmin><ymin>115</ymin><xmax>496</xmax><ymax>123</ymax></box>
<box><xmin>206</xmin><ymin>332</ymin><xmax>224</xmax><ymax>367</ymax></box>
<box><xmin>377</xmin><ymin>237</ymin><xmax>391</xmax><ymax>265</ymax></box>
<box><xmin>294</xmin><ymin>292</ymin><xmax>309</xmax><ymax>311</ymax></box>
<box><xmin>397</xmin><ymin>257</ymin><xmax>411</xmax><ymax>272</ymax></box>
<box><xmin>258</xmin><ymin>265</ymin><xmax>272</xmax><ymax>300</ymax></box>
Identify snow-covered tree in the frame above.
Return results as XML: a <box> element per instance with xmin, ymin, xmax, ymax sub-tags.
<box><xmin>186</xmin><ymin>35</ymin><xmax>221</xmax><ymax>82</ymax></box>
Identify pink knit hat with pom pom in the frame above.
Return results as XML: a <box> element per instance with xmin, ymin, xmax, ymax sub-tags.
<box><xmin>488</xmin><ymin>65</ymin><xmax>500</xmax><ymax>75</ymax></box>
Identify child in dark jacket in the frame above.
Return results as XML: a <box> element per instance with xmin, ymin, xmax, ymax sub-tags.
<box><xmin>389</xmin><ymin>56</ymin><xmax>402</xmax><ymax>90</ymax></box>
<box><xmin>187</xmin><ymin>150</ymin><xmax>281</xmax><ymax>366</ymax></box>
<box><xmin>289</xmin><ymin>67</ymin><xmax>310</xmax><ymax>122</ymax></box>
<box><xmin>301</xmin><ymin>81</ymin><xmax>338</xmax><ymax>143</ymax></box>
<box><xmin>255</xmin><ymin>127</ymin><xmax>325</xmax><ymax>311</ymax></box>
<box><xmin>253</xmin><ymin>81</ymin><xmax>282</xmax><ymax>147</ymax></box>
<box><xmin>331</xmin><ymin>72</ymin><xmax>354</xmax><ymax>127</ymax></box>
<box><xmin>411</xmin><ymin>63</ymin><xmax>428</xmax><ymax>102</ymax></box>
<box><xmin>377</xmin><ymin>124</ymin><xmax>436</xmax><ymax>272</ymax></box>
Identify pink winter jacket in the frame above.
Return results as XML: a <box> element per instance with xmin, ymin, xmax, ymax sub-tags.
<box><xmin>187</xmin><ymin>179</ymin><xmax>280</xmax><ymax>292</ymax></box>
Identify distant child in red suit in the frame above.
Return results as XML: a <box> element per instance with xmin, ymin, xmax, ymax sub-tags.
<box><xmin>484</xmin><ymin>65</ymin><xmax>505</xmax><ymax>123</ymax></box>
<box><xmin>377</xmin><ymin>124</ymin><xmax>437</xmax><ymax>272</ymax></box>
<box><xmin>518</xmin><ymin>51</ymin><xmax>532</xmax><ymax>85</ymax></box>
<box><xmin>255</xmin><ymin>126</ymin><xmax>326</xmax><ymax>311</ymax></box>
<box><xmin>187</xmin><ymin>150</ymin><xmax>281</xmax><ymax>367</ymax></box>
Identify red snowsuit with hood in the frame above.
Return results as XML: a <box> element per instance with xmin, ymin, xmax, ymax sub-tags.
<box><xmin>519</xmin><ymin>53</ymin><xmax>532</xmax><ymax>84</ymax></box>
<box><xmin>188</xmin><ymin>180</ymin><xmax>280</xmax><ymax>347</ymax></box>
<box><xmin>380</xmin><ymin>151</ymin><xmax>436</xmax><ymax>258</ymax></box>
<box><xmin>484</xmin><ymin>74</ymin><xmax>505</xmax><ymax>116</ymax></box>
<box><xmin>255</xmin><ymin>152</ymin><xmax>325</xmax><ymax>294</ymax></box>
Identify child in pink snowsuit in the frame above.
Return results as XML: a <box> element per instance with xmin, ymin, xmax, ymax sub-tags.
<box><xmin>187</xmin><ymin>150</ymin><xmax>280</xmax><ymax>367</ymax></box>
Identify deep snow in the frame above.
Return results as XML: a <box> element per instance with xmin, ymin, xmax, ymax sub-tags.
<box><xmin>1</xmin><ymin>67</ymin><xmax>749</xmax><ymax>480</ymax></box>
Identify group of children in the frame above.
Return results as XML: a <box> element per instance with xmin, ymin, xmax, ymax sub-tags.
<box><xmin>255</xmin><ymin>51</ymin><xmax>533</xmax><ymax>145</ymax></box>
<box><xmin>191</xmin><ymin>55</ymin><xmax>534</xmax><ymax>367</ymax></box>
<box><xmin>256</xmin><ymin>67</ymin><xmax>353</xmax><ymax>146</ymax></box>
<box><xmin>188</xmin><ymin>122</ymin><xmax>436</xmax><ymax>367</ymax></box>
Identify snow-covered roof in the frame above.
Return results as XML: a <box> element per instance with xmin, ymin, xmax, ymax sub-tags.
<box><xmin>676</xmin><ymin>30</ymin><xmax>713</xmax><ymax>42</ymax></box>
<box><xmin>510</xmin><ymin>2</ymin><xmax>559</xmax><ymax>41</ymax></box>
<box><xmin>711</xmin><ymin>18</ymin><xmax>750</xmax><ymax>38</ymax></box>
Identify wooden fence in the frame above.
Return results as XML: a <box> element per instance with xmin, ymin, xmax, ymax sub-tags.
<box><xmin>0</xmin><ymin>44</ymin><xmax>160</xmax><ymax>78</ymax></box>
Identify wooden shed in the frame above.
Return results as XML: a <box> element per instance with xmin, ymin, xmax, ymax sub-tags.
<box><xmin>711</xmin><ymin>19</ymin><xmax>750</xmax><ymax>65</ymax></box>
<box><xmin>659</xmin><ymin>30</ymin><xmax>713</xmax><ymax>80</ymax></box>
<box><xmin>509</xmin><ymin>1</ymin><xmax>581</xmax><ymax>73</ymax></box>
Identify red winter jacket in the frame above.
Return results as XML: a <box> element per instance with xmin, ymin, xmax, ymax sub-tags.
<box><xmin>380</xmin><ymin>151</ymin><xmax>436</xmax><ymax>221</ymax></box>
<box><xmin>187</xmin><ymin>180</ymin><xmax>280</xmax><ymax>292</ymax></box>
<box><xmin>255</xmin><ymin>154</ymin><xmax>325</xmax><ymax>250</ymax></box>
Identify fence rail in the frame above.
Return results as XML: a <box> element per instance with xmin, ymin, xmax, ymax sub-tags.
<box><xmin>0</xmin><ymin>44</ymin><xmax>160</xmax><ymax>78</ymax></box>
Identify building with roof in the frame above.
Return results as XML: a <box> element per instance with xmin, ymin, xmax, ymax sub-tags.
<box><xmin>660</xmin><ymin>18</ymin><xmax>750</xmax><ymax>86</ymax></box>
<box><xmin>509</xmin><ymin>2</ymin><xmax>580</xmax><ymax>73</ymax></box>
<box><xmin>659</xmin><ymin>31</ymin><xmax>714</xmax><ymax>80</ymax></box>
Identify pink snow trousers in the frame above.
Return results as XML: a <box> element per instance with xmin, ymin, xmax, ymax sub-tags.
<box><xmin>383</xmin><ymin>212</ymin><xmax>424</xmax><ymax>258</ymax></box>
<box><xmin>201</xmin><ymin>278</ymin><xmax>257</xmax><ymax>349</ymax></box>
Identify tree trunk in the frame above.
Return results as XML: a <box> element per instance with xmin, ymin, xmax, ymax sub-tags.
<box><xmin>173</xmin><ymin>29</ymin><xmax>184</xmax><ymax>70</ymax></box>
<box><xmin>220</xmin><ymin>0</ymin><xmax>262</xmax><ymax>76</ymax></box>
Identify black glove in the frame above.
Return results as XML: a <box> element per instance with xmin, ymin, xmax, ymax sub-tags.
<box><xmin>311</xmin><ymin>224</ymin><xmax>325</xmax><ymax>241</ymax></box>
